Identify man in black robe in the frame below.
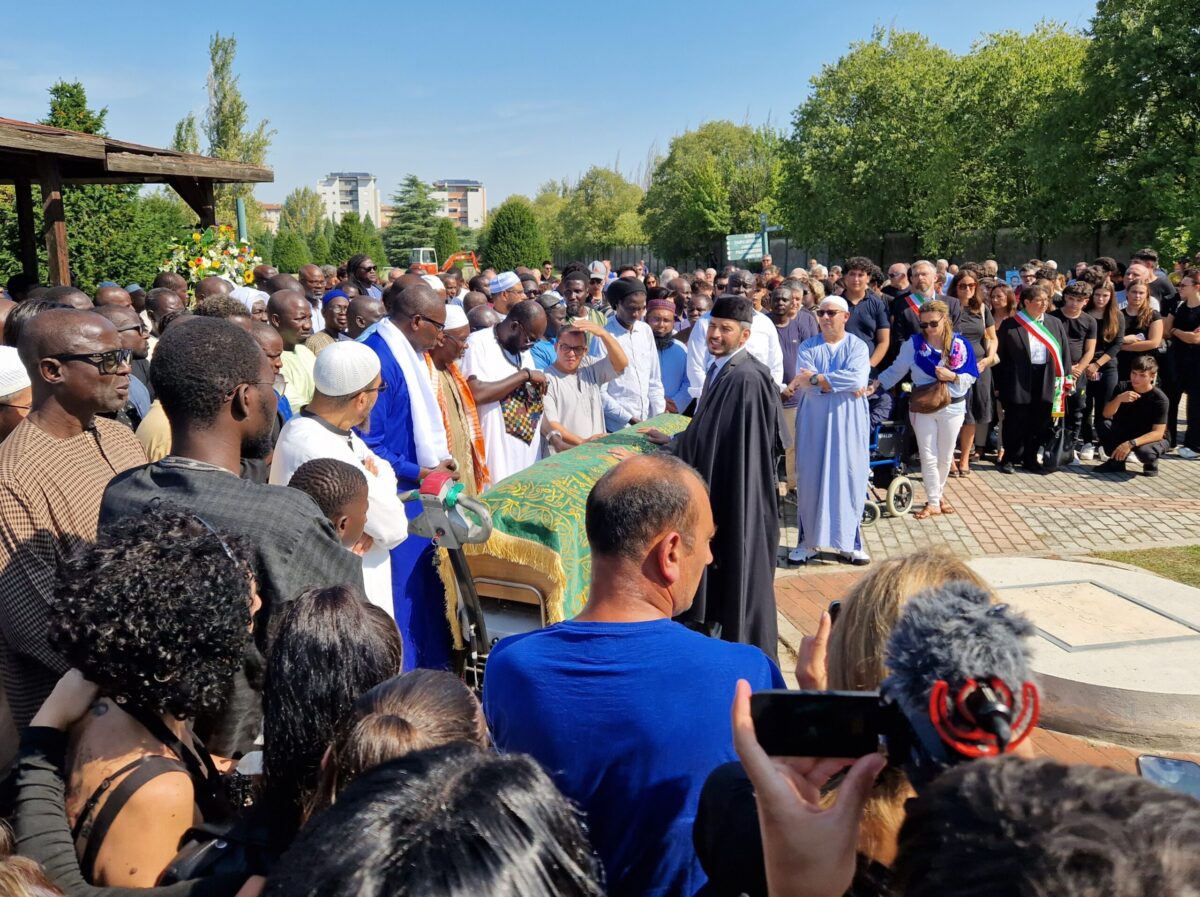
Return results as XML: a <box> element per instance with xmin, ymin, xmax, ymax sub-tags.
<box><xmin>642</xmin><ymin>296</ymin><xmax>782</xmax><ymax>659</ymax></box>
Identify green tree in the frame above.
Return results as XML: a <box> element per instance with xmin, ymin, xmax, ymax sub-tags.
<box><xmin>251</xmin><ymin>227</ymin><xmax>275</xmax><ymax>265</ymax></box>
<box><xmin>921</xmin><ymin>23</ymin><xmax>1089</xmax><ymax>252</ymax></box>
<box><xmin>456</xmin><ymin>225</ymin><xmax>479</xmax><ymax>253</ymax></box>
<box><xmin>779</xmin><ymin>29</ymin><xmax>955</xmax><ymax>257</ymax></box>
<box><xmin>174</xmin><ymin>33</ymin><xmax>274</xmax><ymax>229</ymax></box>
<box><xmin>310</xmin><ymin>231</ymin><xmax>331</xmax><ymax>266</ymax></box>
<box><xmin>480</xmin><ymin>197</ymin><xmax>548</xmax><ymax>271</ymax></box>
<box><xmin>530</xmin><ymin>179</ymin><xmax>568</xmax><ymax>255</ymax></box>
<box><xmin>362</xmin><ymin>215</ymin><xmax>388</xmax><ymax>271</ymax></box>
<box><xmin>272</xmin><ymin>228</ymin><xmax>311</xmax><ymax>273</ymax></box>
<box><xmin>280</xmin><ymin>187</ymin><xmax>326</xmax><ymax>240</ymax></box>
<box><xmin>170</xmin><ymin>115</ymin><xmax>200</xmax><ymax>155</ymax></box>
<box><xmin>433</xmin><ymin>216</ymin><xmax>460</xmax><ymax>265</ymax></box>
<box><xmin>557</xmin><ymin>167</ymin><xmax>646</xmax><ymax>258</ymax></box>
<box><xmin>330</xmin><ymin>212</ymin><xmax>378</xmax><ymax>267</ymax></box>
<box><xmin>642</xmin><ymin>121</ymin><xmax>781</xmax><ymax>264</ymax></box>
<box><xmin>1082</xmin><ymin>0</ymin><xmax>1200</xmax><ymax>251</ymax></box>
<box><xmin>382</xmin><ymin>174</ymin><xmax>439</xmax><ymax>265</ymax></box>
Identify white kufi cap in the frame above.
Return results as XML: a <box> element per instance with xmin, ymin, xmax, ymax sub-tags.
<box><xmin>313</xmin><ymin>341</ymin><xmax>381</xmax><ymax>397</ymax></box>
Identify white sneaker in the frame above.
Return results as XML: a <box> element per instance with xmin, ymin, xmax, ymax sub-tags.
<box><xmin>839</xmin><ymin>549</ymin><xmax>871</xmax><ymax>566</ymax></box>
<box><xmin>1079</xmin><ymin>443</ymin><xmax>1095</xmax><ymax>461</ymax></box>
<box><xmin>788</xmin><ymin>546</ymin><xmax>820</xmax><ymax>565</ymax></box>
<box><xmin>1180</xmin><ymin>446</ymin><xmax>1200</xmax><ymax>460</ymax></box>
<box><xmin>1096</xmin><ymin>445</ymin><xmax>1109</xmax><ymax>462</ymax></box>
<box><xmin>1069</xmin><ymin>450</ymin><xmax>1082</xmax><ymax>466</ymax></box>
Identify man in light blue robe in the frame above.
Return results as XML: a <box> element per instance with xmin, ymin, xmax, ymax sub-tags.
<box><xmin>790</xmin><ymin>296</ymin><xmax>872</xmax><ymax>565</ymax></box>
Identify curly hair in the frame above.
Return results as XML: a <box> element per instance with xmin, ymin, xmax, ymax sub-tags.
<box><xmin>194</xmin><ymin>295</ymin><xmax>252</xmax><ymax>320</ymax></box>
<box><xmin>150</xmin><ymin>316</ymin><xmax>264</xmax><ymax>427</ymax></box>
<box><xmin>49</xmin><ymin>506</ymin><xmax>252</xmax><ymax>719</ymax></box>
<box><xmin>287</xmin><ymin>458</ymin><xmax>367</xmax><ymax>519</ymax></box>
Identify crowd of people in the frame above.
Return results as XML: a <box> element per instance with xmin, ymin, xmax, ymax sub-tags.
<box><xmin>0</xmin><ymin>248</ymin><xmax>1196</xmax><ymax>897</ymax></box>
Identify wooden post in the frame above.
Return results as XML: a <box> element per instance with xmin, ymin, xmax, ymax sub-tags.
<box><xmin>37</xmin><ymin>156</ymin><xmax>70</xmax><ymax>286</ymax></box>
<box><xmin>14</xmin><ymin>177</ymin><xmax>38</xmax><ymax>280</ymax></box>
<box><xmin>196</xmin><ymin>180</ymin><xmax>216</xmax><ymax>228</ymax></box>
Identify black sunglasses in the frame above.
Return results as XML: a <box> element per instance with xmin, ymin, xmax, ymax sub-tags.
<box><xmin>399</xmin><ymin>311</ymin><xmax>445</xmax><ymax>333</ymax></box>
<box><xmin>919</xmin><ymin>320</ymin><xmax>945</xmax><ymax>330</ymax></box>
<box><xmin>48</xmin><ymin>347</ymin><xmax>132</xmax><ymax>374</ymax></box>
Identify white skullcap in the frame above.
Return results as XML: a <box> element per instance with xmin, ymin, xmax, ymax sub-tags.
<box><xmin>422</xmin><ymin>274</ymin><xmax>444</xmax><ymax>292</ymax></box>
<box><xmin>444</xmin><ymin>304</ymin><xmax>469</xmax><ymax>329</ymax></box>
<box><xmin>489</xmin><ymin>271</ymin><xmax>520</xmax><ymax>295</ymax></box>
<box><xmin>313</xmin><ymin>341</ymin><xmax>381</xmax><ymax>397</ymax></box>
<box><xmin>0</xmin><ymin>347</ymin><xmax>29</xmax><ymax>397</ymax></box>
<box><xmin>819</xmin><ymin>296</ymin><xmax>849</xmax><ymax>312</ymax></box>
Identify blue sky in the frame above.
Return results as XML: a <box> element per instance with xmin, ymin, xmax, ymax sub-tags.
<box><xmin>1</xmin><ymin>0</ymin><xmax>1098</xmax><ymax>209</ymax></box>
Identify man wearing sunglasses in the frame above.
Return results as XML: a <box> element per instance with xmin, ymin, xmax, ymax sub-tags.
<box><xmin>95</xmin><ymin>305</ymin><xmax>153</xmax><ymax>429</ymax></box>
<box><xmin>0</xmin><ymin>309</ymin><xmax>146</xmax><ymax>748</ymax></box>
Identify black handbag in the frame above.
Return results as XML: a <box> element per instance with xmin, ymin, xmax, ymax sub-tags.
<box><xmin>1040</xmin><ymin>420</ymin><xmax>1073</xmax><ymax>471</ymax></box>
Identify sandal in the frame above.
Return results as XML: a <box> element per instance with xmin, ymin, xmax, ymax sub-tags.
<box><xmin>959</xmin><ymin>467</ymin><xmax>971</xmax><ymax>476</ymax></box>
<box><xmin>940</xmin><ymin>500</ymin><xmax>956</xmax><ymax>514</ymax></box>
<box><xmin>914</xmin><ymin>505</ymin><xmax>942</xmax><ymax>520</ymax></box>
<box><xmin>947</xmin><ymin>468</ymin><xmax>960</xmax><ymax>478</ymax></box>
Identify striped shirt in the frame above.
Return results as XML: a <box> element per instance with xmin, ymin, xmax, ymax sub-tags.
<box><xmin>0</xmin><ymin>417</ymin><xmax>146</xmax><ymax>731</ymax></box>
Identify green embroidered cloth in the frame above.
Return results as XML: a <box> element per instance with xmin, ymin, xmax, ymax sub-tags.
<box><xmin>459</xmin><ymin>413</ymin><xmax>691</xmax><ymax>626</ymax></box>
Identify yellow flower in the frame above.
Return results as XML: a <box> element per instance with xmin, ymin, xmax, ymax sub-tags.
<box><xmin>244</xmin><ymin>271</ymin><xmax>255</xmax><ymax>284</ymax></box>
<box><xmin>192</xmin><ymin>232</ymin><xmax>202</xmax><ymax>242</ymax></box>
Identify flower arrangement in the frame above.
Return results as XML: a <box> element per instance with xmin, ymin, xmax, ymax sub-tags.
<box><xmin>160</xmin><ymin>224</ymin><xmax>261</xmax><ymax>285</ymax></box>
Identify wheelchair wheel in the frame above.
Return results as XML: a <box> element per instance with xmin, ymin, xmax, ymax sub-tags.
<box><xmin>885</xmin><ymin>476</ymin><xmax>914</xmax><ymax>517</ymax></box>
<box><xmin>861</xmin><ymin>500</ymin><xmax>882</xmax><ymax>527</ymax></box>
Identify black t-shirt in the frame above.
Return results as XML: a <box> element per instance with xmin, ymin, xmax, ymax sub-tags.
<box><xmin>1051</xmin><ymin>309</ymin><xmax>1098</xmax><ymax>366</ymax></box>
<box><xmin>1111</xmin><ymin>382</ymin><xmax>1168</xmax><ymax>440</ymax></box>
<box><xmin>845</xmin><ymin>294</ymin><xmax>891</xmax><ymax>350</ymax></box>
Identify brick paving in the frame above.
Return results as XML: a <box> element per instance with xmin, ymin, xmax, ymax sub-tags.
<box><xmin>779</xmin><ymin>448</ymin><xmax>1200</xmax><ymax>562</ymax></box>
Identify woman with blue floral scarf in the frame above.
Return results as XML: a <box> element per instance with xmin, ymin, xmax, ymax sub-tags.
<box><xmin>868</xmin><ymin>299</ymin><xmax>978</xmax><ymax>519</ymax></box>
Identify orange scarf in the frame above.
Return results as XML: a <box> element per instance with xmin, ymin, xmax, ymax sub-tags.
<box><xmin>426</xmin><ymin>354</ymin><xmax>490</xmax><ymax>492</ymax></box>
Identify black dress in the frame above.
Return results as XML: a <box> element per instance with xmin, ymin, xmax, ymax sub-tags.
<box><xmin>957</xmin><ymin>306</ymin><xmax>994</xmax><ymax>430</ymax></box>
<box><xmin>1118</xmin><ymin>308</ymin><xmax>1162</xmax><ymax>380</ymax></box>
<box><xmin>1168</xmin><ymin>302</ymin><xmax>1200</xmax><ymax>394</ymax></box>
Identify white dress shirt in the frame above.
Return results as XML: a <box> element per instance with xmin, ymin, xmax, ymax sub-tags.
<box><xmin>1027</xmin><ymin>315</ymin><xmax>1048</xmax><ymax>365</ymax></box>
<box><xmin>686</xmin><ymin>310</ymin><xmax>784</xmax><ymax>398</ymax></box>
<box><xmin>589</xmin><ymin>316</ymin><xmax>665</xmax><ymax>430</ymax></box>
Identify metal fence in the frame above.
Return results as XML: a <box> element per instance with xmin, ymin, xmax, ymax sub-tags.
<box><xmin>561</xmin><ymin>222</ymin><xmax>1161</xmax><ymax>275</ymax></box>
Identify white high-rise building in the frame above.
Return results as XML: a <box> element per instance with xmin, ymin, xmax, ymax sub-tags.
<box><xmin>317</xmin><ymin>172</ymin><xmax>383</xmax><ymax>226</ymax></box>
<box><xmin>430</xmin><ymin>179</ymin><xmax>487</xmax><ymax>230</ymax></box>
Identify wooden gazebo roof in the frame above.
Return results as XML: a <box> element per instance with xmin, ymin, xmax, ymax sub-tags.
<box><xmin>0</xmin><ymin>117</ymin><xmax>273</xmax><ymax>285</ymax></box>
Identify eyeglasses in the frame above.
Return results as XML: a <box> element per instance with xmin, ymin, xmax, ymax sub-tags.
<box><xmin>815</xmin><ymin>309</ymin><xmax>841</xmax><ymax>318</ymax></box>
<box><xmin>118</xmin><ymin>323</ymin><xmax>149</xmax><ymax>335</ymax></box>
<box><xmin>957</xmin><ymin>282</ymin><xmax>977</xmax><ymax>291</ymax></box>
<box><xmin>359</xmin><ymin>265</ymin><xmax>376</xmax><ymax>273</ymax></box>
<box><xmin>399</xmin><ymin>311</ymin><xmax>445</xmax><ymax>333</ymax></box>
<box><xmin>0</xmin><ymin>402</ymin><xmax>31</xmax><ymax>411</ymax></box>
<box><xmin>48</xmin><ymin>347</ymin><xmax>132</xmax><ymax>374</ymax></box>
<box><xmin>888</xmin><ymin>271</ymin><xmax>905</xmax><ymax>278</ymax></box>
<box><xmin>559</xmin><ymin>344</ymin><xmax>587</xmax><ymax>355</ymax></box>
<box><xmin>919</xmin><ymin>320</ymin><xmax>945</xmax><ymax>330</ymax></box>
<box><xmin>361</xmin><ymin>381</ymin><xmax>389</xmax><ymax>394</ymax></box>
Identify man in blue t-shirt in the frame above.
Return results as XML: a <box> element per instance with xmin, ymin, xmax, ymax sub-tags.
<box><xmin>483</xmin><ymin>454</ymin><xmax>784</xmax><ymax>897</ymax></box>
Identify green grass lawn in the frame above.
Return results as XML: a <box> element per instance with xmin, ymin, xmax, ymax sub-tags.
<box><xmin>1093</xmin><ymin>545</ymin><xmax>1200</xmax><ymax>589</ymax></box>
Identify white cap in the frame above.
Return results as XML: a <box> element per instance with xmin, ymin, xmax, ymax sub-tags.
<box><xmin>444</xmin><ymin>304</ymin><xmax>468</xmax><ymax>329</ymax></box>
<box><xmin>313</xmin><ymin>341</ymin><xmax>381</xmax><ymax>397</ymax></box>
<box><xmin>819</xmin><ymin>296</ymin><xmax>849</xmax><ymax>312</ymax></box>
<box><xmin>0</xmin><ymin>346</ymin><xmax>30</xmax><ymax>397</ymax></box>
<box><xmin>422</xmin><ymin>274</ymin><xmax>444</xmax><ymax>292</ymax></box>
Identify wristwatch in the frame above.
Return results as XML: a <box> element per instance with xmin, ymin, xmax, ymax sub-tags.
<box><xmin>809</xmin><ymin>373</ymin><xmax>821</xmax><ymax>386</ymax></box>
<box><xmin>1127</xmin><ymin>439</ymin><xmax>1138</xmax><ymax>451</ymax></box>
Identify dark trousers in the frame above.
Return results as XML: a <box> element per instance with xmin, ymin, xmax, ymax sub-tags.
<box><xmin>1003</xmin><ymin>400</ymin><xmax>1052</xmax><ymax>467</ymax></box>
<box><xmin>1063</xmin><ymin>385</ymin><xmax>1085</xmax><ymax>441</ymax></box>
<box><xmin>1082</xmin><ymin>366</ymin><xmax>1118</xmax><ymax>444</ymax></box>
<box><xmin>1098</xmin><ymin>420</ymin><xmax>1169</xmax><ymax>464</ymax></box>
<box><xmin>1162</xmin><ymin>362</ymin><xmax>1182</xmax><ymax>447</ymax></box>
<box><xmin>1184</xmin><ymin>387</ymin><xmax>1200</xmax><ymax>451</ymax></box>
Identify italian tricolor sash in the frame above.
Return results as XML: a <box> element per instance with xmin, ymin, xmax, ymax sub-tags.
<box><xmin>1015</xmin><ymin>310</ymin><xmax>1067</xmax><ymax>418</ymax></box>
<box><xmin>905</xmin><ymin>292</ymin><xmax>925</xmax><ymax>317</ymax></box>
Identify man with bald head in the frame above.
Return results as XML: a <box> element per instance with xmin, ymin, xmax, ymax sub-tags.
<box><xmin>483</xmin><ymin>454</ymin><xmax>784</xmax><ymax>897</ymax></box>
<box><xmin>0</xmin><ymin>310</ymin><xmax>145</xmax><ymax>747</ymax></box>
<box><xmin>152</xmin><ymin>270</ymin><xmax>190</xmax><ymax>304</ymax></box>
<box><xmin>347</xmin><ymin>295</ymin><xmax>386</xmax><ymax>341</ymax></box>
<box><xmin>362</xmin><ymin>281</ymin><xmax>458</xmax><ymax>669</ymax></box>
<box><xmin>462</xmin><ymin>300</ymin><xmax>548</xmax><ymax>482</ymax></box>
<box><xmin>253</xmin><ymin>264</ymin><xmax>278</xmax><ymax>289</ymax></box>
<box><xmin>269</xmin><ymin>289</ymin><xmax>316</xmax><ymax>411</ymax></box>
<box><xmin>94</xmin><ymin>285</ymin><xmax>133</xmax><ymax>309</ymax></box>
<box><xmin>194</xmin><ymin>275</ymin><xmax>233</xmax><ymax>303</ymax></box>
<box><xmin>467</xmin><ymin>304</ymin><xmax>500</xmax><ymax>331</ymax></box>
<box><xmin>299</xmin><ymin>263</ymin><xmax>327</xmax><ymax>333</ymax></box>
<box><xmin>44</xmin><ymin>285</ymin><xmax>93</xmax><ymax>310</ymax></box>
<box><xmin>94</xmin><ymin>305</ymin><xmax>153</xmax><ymax>425</ymax></box>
